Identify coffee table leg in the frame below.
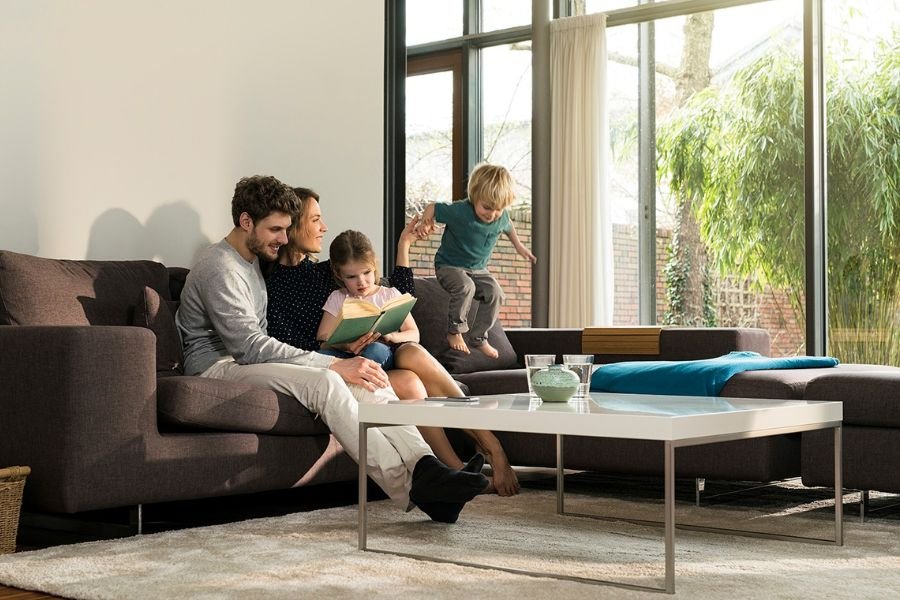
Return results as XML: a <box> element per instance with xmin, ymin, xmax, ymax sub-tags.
<box><xmin>359</xmin><ymin>422</ymin><xmax>368</xmax><ymax>551</ymax></box>
<box><xmin>556</xmin><ymin>434</ymin><xmax>565</xmax><ymax>514</ymax></box>
<box><xmin>664</xmin><ymin>440</ymin><xmax>675</xmax><ymax>594</ymax></box>
<box><xmin>834</xmin><ymin>425</ymin><xmax>843</xmax><ymax>546</ymax></box>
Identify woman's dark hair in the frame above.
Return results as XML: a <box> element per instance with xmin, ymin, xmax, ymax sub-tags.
<box><xmin>292</xmin><ymin>187</ymin><xmax>320</xmax><ymax>203</ymax></box>
<box><xmin>329</xmin><ymin>230</ymin><xmax>379</xmax><ymax>286</ymax></box>
<box><xmin>231</xmin><ymin>175</ymin><xmax>298</xmax><ymax>226</ymax></box>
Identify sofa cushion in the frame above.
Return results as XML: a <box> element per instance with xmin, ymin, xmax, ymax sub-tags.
<box><xmin>723</xmin><ymin>363</ymin><xmax>894</xmax><ymax>401</ymax></box>
<box><xmin>411</xmin><ymin>277</ymin><xmax>517</xmax><ymax>374</ymax></box>
<box><xmin>157</xmin><ymin>376</ymin><xmax>330</xmax><ymax>436</ymax></box>
<box><xmin>133</xmin><ymin>286</ymin><xmax>184</xmax><ymax>375</ymax></box>
<box><xmin>721</xmin><ymin>367</ymin><xmax>837</xmax><ymax>399</ymax></box>
<box><xmin>0</xmin><ymin>250</ymin><xmax>171</xmax><ymax>326</ymax></box>
<box><xmin>802</xmin><ymin>366</ymin><xmax>900</xmax><ymax>427</ymax></box>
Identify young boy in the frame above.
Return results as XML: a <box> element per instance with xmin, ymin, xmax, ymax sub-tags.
<box><xmin>418</xmin><ymin>163</ymin><xmax>536</xmax><ymax>358</ymax></box>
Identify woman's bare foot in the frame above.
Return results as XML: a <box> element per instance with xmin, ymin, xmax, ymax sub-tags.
<box><xmin>447</xmin><ymin>333</ymin><xmax>470</xmax><ymax>354</ymax></box>
<box><xmin>474</xmin><ymin>341</ymin><xmax>499</xmax><ymax>359</ymax></box>
<box><xmin>490</xmin><ymin>461</ymin><xmax>520</xmax><ymax>496</ymax></box>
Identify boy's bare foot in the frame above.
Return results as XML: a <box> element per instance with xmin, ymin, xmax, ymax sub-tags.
<box><xmin>474</xmin><ymin>341</ymin><xmax>499</xmax><ymax>359</ymax></box>
<box><xmin>447</xmin><ymin>333</ymin><xmax>470</xmax><ymax>354</ymax></box>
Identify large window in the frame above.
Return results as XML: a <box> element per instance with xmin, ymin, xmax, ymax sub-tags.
<box><xmin>825</xmin><ymin>1</ymin><xmax>900</xmax><ymax>364</ymax></box>
<box><xmin>392</xmin><ymin>0</ymin><xmax>899</xmax><ymax>358</ymax></box>
<box><xmin>598</xmin><ymin>1</ymin><xmax>807</xmax><ymax>356</ymax></box>
<box><xmin>404</xmin><ymin>2</ymin><xmax>534</xmax><ymax>327</ymax></box>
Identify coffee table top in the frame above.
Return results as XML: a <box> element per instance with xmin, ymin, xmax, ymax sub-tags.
<box><xmin>359</xmin><ymin>392</ymin><xmax>842</xmax><ymax>442</ymax></box>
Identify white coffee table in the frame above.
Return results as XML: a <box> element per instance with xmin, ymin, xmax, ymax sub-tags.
<box><xmin>358</xmin><ymin>392</ymin><xmax>843</xmax><ymax>594</ymax></box>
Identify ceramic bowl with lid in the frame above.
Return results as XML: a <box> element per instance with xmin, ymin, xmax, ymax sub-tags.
<box><xmin>531</xmin><ymin>364</ymin><xmax>580</xmax><ymax>402</ymax></box>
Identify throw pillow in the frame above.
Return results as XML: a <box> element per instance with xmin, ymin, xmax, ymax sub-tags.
<box><xmin>133</xmin><ymin>286</ymin><xmax>184</xmax><ymax>374</ymax></box>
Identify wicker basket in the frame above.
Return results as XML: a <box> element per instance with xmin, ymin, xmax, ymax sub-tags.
<box><xmin>0</xmin><ymin>466</ymin><xmax>30</xmax><ymax>554</ymax></box>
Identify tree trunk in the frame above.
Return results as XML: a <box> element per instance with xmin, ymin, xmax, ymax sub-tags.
<box><xmin>665</xmin><ymin>13</ymin><xmax>715</xmax><ymax>326</ymax></box>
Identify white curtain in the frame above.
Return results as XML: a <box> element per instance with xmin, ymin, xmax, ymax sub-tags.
<box><xmin>548</xmin><ymin>13</ymin><xmax>613</xmax><ymax>327</ymax></box>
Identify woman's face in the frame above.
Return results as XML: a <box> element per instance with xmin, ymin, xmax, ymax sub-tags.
<box><xmin>289</xmin><ymin>198</ymin><xmax>327</xmax><ymax>254</ymax></box>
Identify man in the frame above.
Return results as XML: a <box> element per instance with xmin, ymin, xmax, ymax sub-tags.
<box><xmin>176</xmin><ymin>175</ymin><xmax>487</xmax><ymax>523</ymax></box>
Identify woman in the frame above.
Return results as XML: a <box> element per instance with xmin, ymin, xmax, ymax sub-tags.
<box><xmin>265</xmin><ymin>188</ymin><xmax>520</xmax><ymax>496</ymax></box>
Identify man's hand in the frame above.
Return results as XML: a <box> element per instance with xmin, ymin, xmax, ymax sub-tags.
<box><xmin>329</xmin><ymin>356</ymin><xmax>390</xmax><ymax>392</ymax></box>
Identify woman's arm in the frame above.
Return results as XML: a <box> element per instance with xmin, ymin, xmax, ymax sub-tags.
<box><xmin>387</xmin><ymin>214</ymin><xmax>423</xmax><ymax>295</ymax></box>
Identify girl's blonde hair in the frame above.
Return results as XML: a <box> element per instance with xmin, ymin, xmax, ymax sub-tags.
<box><xmin>329</xmin><ymin>230</ymin><xmax>380</xmax><ymax>287</ymax></box>
<box><xmin>467</xmin><ymin>163</ymin><xmax>515</xmax><ymax>210</ymax></box>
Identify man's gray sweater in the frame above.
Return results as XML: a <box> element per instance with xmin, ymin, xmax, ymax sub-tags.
<box><xmin>176</xmin><ymin>239</ymin><xmax>334</xmax><ymax>376</ymax></box>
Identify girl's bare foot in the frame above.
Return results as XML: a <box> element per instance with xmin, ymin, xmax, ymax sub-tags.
<box><xmin>474</xmin><ymin>341</ymin><xmax>499</xmax><ymax>359</ymax></box>
<box><xmin>447</xmin><ymin>333</ymin><xmax>470</xmax><ymax>354</ymax></box>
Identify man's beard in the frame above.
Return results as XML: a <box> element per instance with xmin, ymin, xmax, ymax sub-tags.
<box><xmin>247</xmin><ymin>231</ymin><xmax>276</xmax><ymax>260</ymax></box>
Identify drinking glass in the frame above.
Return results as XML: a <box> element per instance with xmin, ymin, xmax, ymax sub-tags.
<box><xmin>563</xmin><ymin>354</ymin><xmax>594</xmax><ymax>398</ymax></box>
<box><xmin>524</xmin><ymin>354</ymin><xmax>555</xmax><ymax>396</ymax></box>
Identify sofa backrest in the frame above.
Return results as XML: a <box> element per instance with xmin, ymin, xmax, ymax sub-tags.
<box><xmin>0</xmin><ymin>250</ymin><xmax>171</xmax><ymax>327</ymax></box>
<box><xmin>410</xmin><ymin>276</ymin><xmax>518</xmax><ymax>374</ymax></box>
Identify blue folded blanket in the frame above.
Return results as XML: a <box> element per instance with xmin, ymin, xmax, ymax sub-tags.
<box><xmin>590</xmin><ymin>351</ymin><xmax>839</xmax><ymax>397</ymax></box>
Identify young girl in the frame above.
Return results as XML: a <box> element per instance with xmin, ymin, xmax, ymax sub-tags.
<box><xmin>316</xmin><ymin>228</ymin><xmax>520</xmax><ymax>496</ymax></box>
<box><xmin>317</xmin><ymin>230</ymin><xmax>418</xmax><ymax>369</ymax></box>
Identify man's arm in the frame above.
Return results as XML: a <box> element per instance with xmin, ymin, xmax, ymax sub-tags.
<box><xmin>505</xmin><ymin>222</ymin><xmax>537</xmax><ymax>264</ymax></box>
<box><xmin>199</xmin><ymin>268</ymin><xmax>335</xmax><ymax>369</ymax></box>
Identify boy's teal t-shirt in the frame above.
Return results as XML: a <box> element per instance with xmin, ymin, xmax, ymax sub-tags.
<box><xmin>434</xmin><ymin>199</ymin><xmax>511</xmax><ymax>270</ymax></box>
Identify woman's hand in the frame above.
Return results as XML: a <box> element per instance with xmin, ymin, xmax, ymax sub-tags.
<box><xmin>400</xmin><ymin>214</ymin><xmax>423</xmax><ymax>243</ymax></box>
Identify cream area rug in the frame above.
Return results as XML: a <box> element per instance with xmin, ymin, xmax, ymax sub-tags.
<box><xmin>1</xmin><ymin>485</ymin><xmax>898</xmax><ymax>600</ymax></box>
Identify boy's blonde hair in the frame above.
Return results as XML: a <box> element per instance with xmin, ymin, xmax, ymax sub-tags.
<box><xmin>467</xmin><ymin>163</ymin><xmax>515</xmax><ymax>210</ymax></box>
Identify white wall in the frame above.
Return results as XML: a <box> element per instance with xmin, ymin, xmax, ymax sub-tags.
<box><xmin>0</xmin><ymin>0</ymin><xmax>384</xmax><ymax>266</ymax></box>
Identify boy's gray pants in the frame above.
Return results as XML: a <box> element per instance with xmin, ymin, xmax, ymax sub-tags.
<box><xmin>436</xmin><ymin>266</ymin><xmax>505</xmax><ymax>345</ymax></box>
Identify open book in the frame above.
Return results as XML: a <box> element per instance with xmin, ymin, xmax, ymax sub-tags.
<box><xmin>324</xmin><ymin>293</ymin><xmax>417</xmax><ymax>345</ymax></box>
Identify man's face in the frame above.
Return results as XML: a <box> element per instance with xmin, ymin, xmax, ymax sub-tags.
<box><xmin>289</xmin><ymin>199</ymin><xmax>328</xmax><ymax>254</ymax></box>
<box><xmin>246</xmin><ymin>211</ymin><xmax>292</xmax><ymax>261</ymax></box>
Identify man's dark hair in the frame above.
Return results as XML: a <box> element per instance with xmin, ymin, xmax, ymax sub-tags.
<box><xmin>231</xmin><ymin>175</ymin><xmax>299</xmax><ymax>226</ymax></box>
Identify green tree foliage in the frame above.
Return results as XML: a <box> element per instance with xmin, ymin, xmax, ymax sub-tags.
<box><xmin>657</xmin><ymin>40</ymin><xmax>900</xmax><ymax>362</ymax></box>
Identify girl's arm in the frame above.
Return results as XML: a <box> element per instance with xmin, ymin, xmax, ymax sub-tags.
<box><xmin>316</xmin><ymin>310</ymin><xmax>341</xmax><ymax>346</ymax></box>
<box><xmin>505</xmin><ymin>223</ymin><xmax>537</xmax><ymax>264</ymax></box>
<box><xmin>382</xmin><ymin>314</ymin><xmax>420</xmax><ymax>344</ymax></box>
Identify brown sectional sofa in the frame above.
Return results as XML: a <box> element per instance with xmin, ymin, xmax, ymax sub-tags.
<box><xmin>2</xmin><ymin>249</ymin><xmax>898</xmax><ymax>523</ymax></box>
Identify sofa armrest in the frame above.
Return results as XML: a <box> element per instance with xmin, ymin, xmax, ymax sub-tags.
<box><xmin>0</xmin><ymin>325</ymin><xmax>158</xmax><ymax>512</ymax></box>
<box><xmin>504</xmin><ymin>328</ymin><xmax>584</xmax><ymax>366</ymax></box>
